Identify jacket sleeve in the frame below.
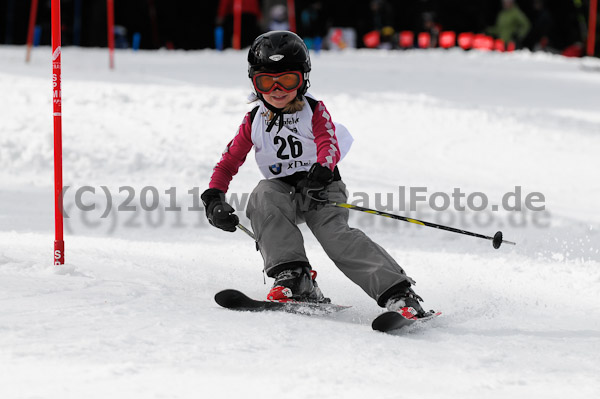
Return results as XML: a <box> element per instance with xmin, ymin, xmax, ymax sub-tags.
<box><xmin>312</xmin><ymin>101</ymin><xmax>341</xmax><ymax>171</ymax></box>
<box><xmin>209</xmin><ymin>111</ymin><xmax>254</xmax><ymax>193</ymax></box>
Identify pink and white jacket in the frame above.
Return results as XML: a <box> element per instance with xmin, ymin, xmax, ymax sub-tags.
<box><xmin>209</xmin><ymin>94</ymin><xmax>353</xmax><ymax>192</ymax></box>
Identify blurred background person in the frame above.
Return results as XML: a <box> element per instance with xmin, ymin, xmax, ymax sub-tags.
<box><xmin>369</xmin><ymin>0</ymin><xmax>394</xmax><ymax>32</ymax></box>
<box><xmin>487</xmin><ymin>0</ymin><xmax>531</xmax><ymax>47</ymax></box>
<box><xmin>523</xmin><ymin>0</ymin><xmax>554</xmax><ymax>51</ymax></box>
<box><xmin>298</xmin><ymin>0</ymin><xmax>327</xmax><ymax>49</ymax></box>
<box><xmin>267</xmin><ymin>4</ymin><xmax>289</xmax><ymax>31</ymax></box>
<box><xmin>421</xmin><ymin>11</ymin><xmax>442</xmax><ymax>48</ymax></box>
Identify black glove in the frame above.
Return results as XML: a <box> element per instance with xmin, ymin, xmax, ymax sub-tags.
<box><xmin>201</xmin><ymin>188</ymin><xmax>239</xmax><ymax>232</ymax></box>
<box><xmin>296</xmin><ymin>163</ymin><xmax>334</xmax><ymax>211</ymax></box>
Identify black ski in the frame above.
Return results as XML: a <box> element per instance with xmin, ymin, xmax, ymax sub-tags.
<box><xmin>372</xmin><ymin>310</ymin><xmax>441</xmax><ymax>333</ymax></box>
<box><xmin>216</xmin><ymin>289</ymin><xmax>440</xmax><ymax>331</ymax></box>
<box><xmin>215</xmin><ymin>289</ymin><xmax>350</xmax><ymax>315</ymax></box>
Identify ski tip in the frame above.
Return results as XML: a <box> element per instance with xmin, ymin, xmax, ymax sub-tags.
<box><xmin>214</xmin><ymin>289</ymin><xmax>248</xmax><ymax>309</ymax></box>
<box><xmin>372</xmin><ymin>309</ymin><xmax>442</xmax><ymax>333</ymax></box>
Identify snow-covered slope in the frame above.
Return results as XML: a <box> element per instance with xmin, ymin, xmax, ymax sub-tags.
<box><xmin>1</xmin><ymin>46</ymin><xmax>599</xmax><ymax>399</ymax></box>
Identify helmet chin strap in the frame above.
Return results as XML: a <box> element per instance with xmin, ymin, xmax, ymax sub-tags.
<box><xmin>260</xmin><ymin>95</ymin><xmax>285</xmax><ymax>133</ymax></box>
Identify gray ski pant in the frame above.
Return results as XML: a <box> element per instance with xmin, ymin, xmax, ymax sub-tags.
<box><xmin>245</xmin><ymin>178</ymin><xmax>415</xmax><ymax>307</ymax></box>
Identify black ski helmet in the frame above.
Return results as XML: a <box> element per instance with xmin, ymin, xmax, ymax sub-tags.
<box><xmin>248</xmin><ymin>31</ymin><xmax>311</xmax><ymax>97</ymax></box>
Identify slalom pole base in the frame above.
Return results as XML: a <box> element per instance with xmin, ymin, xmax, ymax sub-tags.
<box><xmin>54</xmin><ymin>240</ymin><xmax>64</xmax><ymax>265</ymax></box>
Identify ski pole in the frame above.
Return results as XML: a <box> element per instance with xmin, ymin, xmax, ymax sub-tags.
<box><xmin>328</xmin><ymin>202</ymin><xmax>516</xmax><ymax>249</ymax></box>
<box><xmin>237</xmin><ymin>223</ymin><xmax>265</xmax><ymax>283</ymax></box>
<box><xmin>237</xmin><ymin>223</ymin><xmax>256</xmax><ymax>241</ymax></box>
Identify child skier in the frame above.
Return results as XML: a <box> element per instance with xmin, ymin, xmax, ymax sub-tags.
<box><xmin>201</xmin><ymin>31</ymin><xmax>427</xmax><ymax>316</ymax></box>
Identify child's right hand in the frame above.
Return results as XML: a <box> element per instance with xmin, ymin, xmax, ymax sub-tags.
<box><xmin>201</xmin><ymin>188</ymin><xmax>239</xmax><ymax>232</ymax></box>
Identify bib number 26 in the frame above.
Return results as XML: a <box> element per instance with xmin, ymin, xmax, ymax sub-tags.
<box><xmin>274</xmin><ymin>135</ymin><xmax>303</xmax><ymax>160</ymax></box>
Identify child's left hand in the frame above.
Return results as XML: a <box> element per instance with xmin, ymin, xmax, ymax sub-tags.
<box><xmin>297</xmin><ymin>163</ymin><xmax>333</xmax><ymax>211</ymax></box>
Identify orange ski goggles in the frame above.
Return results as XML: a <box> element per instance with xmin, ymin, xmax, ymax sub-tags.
<box><xmin>252</xmin><ymin>71</ymin><xmax>303</xmax><ymax>94</ymax></box>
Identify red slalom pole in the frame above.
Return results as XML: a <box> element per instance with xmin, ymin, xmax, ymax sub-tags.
<box><xmin>26</xmin><ymin>0</ymin><xmax>39</xmax><ymax>62</ymax></box>
<box><xmin>107</xmin><ymin>0</ymin><xmax>115</xmax><ymax>68</ymax></box>
<box><xmin>287</xmin><ymin>0</ymin><xmax>296</xmax><ymax>33</ymax></box>
<box><xmin>588</xmin><ymin>0</ymin><xmax>598</xmax><ymax>56</ymax></box>
<box><xmin>233</xmin><ymin>0</ymin><xmax>242</xmax><ymax>50</ymax></box>
<box><xmin>52</xmin><ymin>0</ymin><xmax>64</xmax><ymax>265</ymax></box>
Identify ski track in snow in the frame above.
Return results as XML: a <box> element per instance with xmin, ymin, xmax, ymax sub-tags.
<box><xmin>1</xmin><ymin>46</ymin><xmax>600</xmax><ymax>399</ymax></box>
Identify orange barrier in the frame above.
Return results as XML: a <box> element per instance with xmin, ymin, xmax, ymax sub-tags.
<box><xmin>458</xmin><ymin>32</ymin><xmax>474</xmax><ymax>50</ymax></box>
<box><xmin>494</xmin><ymin>39</ymin><xmax>505</xmax><ymax>52</ymax></box>
<box><xmin>399</xmin><ymin>31</ymin><xmax>414</xmax><ymax>48</ymax></box>
<box><xmin>439</xmin><ymin>31</ymin><xmax>456</xmax><ymax>48</ymax></box>
<box><xmin>473</xmin><ymin>34</ymin><xmax>494</xmax><ymax>51</ymax></box>
<box><xmin>418</xmin><ymin>32</ymin><xmax>431</xmax><ymax>48</ymax></box>
<box><xmin>363</xmin><ymin>30</ymin><xmax>380</xmax><ymax>48</ymax></box>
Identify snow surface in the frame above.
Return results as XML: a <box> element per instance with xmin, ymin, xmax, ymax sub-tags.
<box><xmin>1</xmin><ymin>45</ymin><xmax>600</xmax><ymax>399</ymax></box>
